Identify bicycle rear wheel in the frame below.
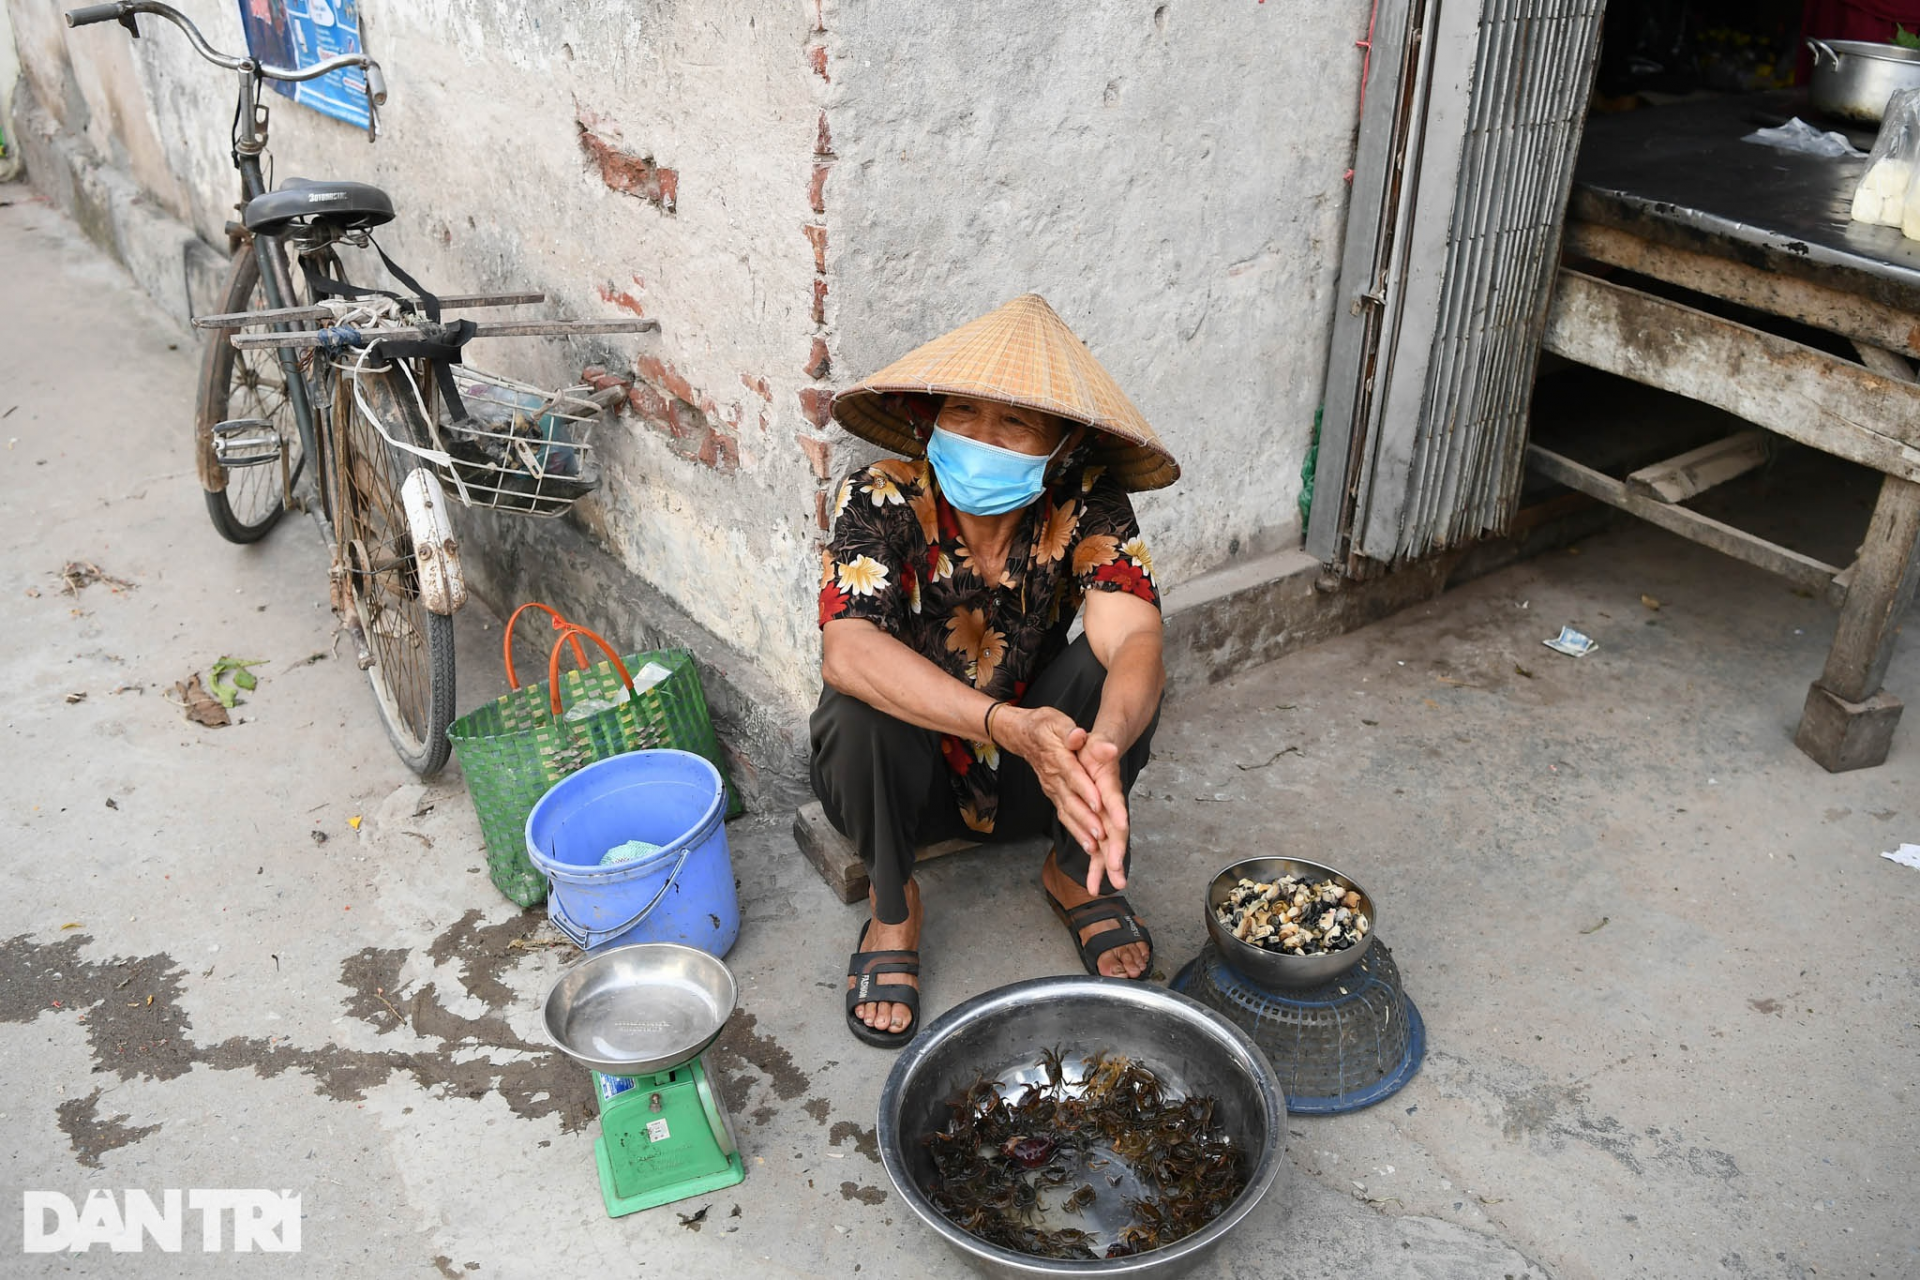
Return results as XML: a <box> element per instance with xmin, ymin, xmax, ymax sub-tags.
<box><xmin>195</xmin><ymin>241</ymin><xmax>307</xmax><ymax>542</ymax></box>
<box><xmin>334</xmin><ymin>364</ymin><xmax>455</xmax><ymax>777</ymax></box>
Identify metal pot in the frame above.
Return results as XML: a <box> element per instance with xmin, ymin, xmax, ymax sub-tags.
<box><xmin>1806</xmin><ymin>38</ymin><xmax>1920</xmax><ymax>123</ymax></box>
<box><xmin>877</xmin><ymin>977</ymin><xmax>1286</xmax><ymax>1279</ymax></box>
<box><xmin>1204</xmin><ymin>856</ymin><xmax>1377</xmax><ymax>990</ymax></box>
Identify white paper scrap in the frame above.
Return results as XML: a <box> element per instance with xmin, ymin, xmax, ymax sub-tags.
<box><xmin>634</xmin><ymin>662</ymin><xmax>674</xmax><ymax>695</ymax></box>
<box><xmin>1881</xmin><ymin>844</ymin><xmax>1920</xmax><ymax>870</ymax></box>
<box><xmin>1544</xmin><ymin>625</ymin><xmax>1598</xmax><ymax>657</ymax></box>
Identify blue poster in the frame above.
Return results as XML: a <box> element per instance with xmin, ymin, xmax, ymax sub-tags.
<box><xmin>237</xmin><ymin>0</ymin><xmax>372</xmax><ymax>132</ymax></box>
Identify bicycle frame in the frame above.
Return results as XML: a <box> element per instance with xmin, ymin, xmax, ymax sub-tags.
<box><xmin>232</xmin><ymin>75</ymin><xmax>324</xmax><ymax>497</ymax></box>
<box><xmin>66</xmin><ymin>0</ymin><xmax>386</xmax><ymax>523</ymax></box>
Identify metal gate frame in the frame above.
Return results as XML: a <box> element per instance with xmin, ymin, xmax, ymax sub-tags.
<box><xmin>1308</xmin><ymin>0</ymin><xmax>1607</xmax><ymax>571</ymax></box>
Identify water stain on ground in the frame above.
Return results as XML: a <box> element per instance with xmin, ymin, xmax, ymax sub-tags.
<box><xmin>803</xmin><ymin>1097</ymin><xmax>830</xmax><ymax>1124</ymax></box>
<box><xmin>55</xmin><ymin>1088</ymin><xmax>160</xmax><ymax>1168</ymax></box>
<box><xmin>839</xmin><ymin>1181</ymin><xmax>887</xmax><ymax>1205</ymax></box>
<box><xmin>2</xmin><ymin>921</ymin><xmax>595</xmax><ymax>1170</ymax></box>
<box><xmin>1435</xmin><ymin>1052</ymin><xmax>1742</xmax><ymax>1183</ymax></box>
<box><xmin>829</xmin><ymin>1119</ymin><xmax>880</xmax><ymax>1164</ymax></box>
<box><xmin>706</xmin><ymin>1009</ymin><xmax>810</xmax><ymax>1115</ymax></box>
<box><xmin>425</xmin><ymin>907</ymin><xmax>544</xmax><ymax>1008</ymax></box>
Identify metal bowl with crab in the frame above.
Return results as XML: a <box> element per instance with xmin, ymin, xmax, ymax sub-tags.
<box><xmin>876</xmin><ymin>976</ymin><xmax>1286</xmax><ymax>1279</ymax></box>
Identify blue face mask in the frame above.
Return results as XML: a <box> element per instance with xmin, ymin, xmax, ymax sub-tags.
<box><xmin>925</xmin><ymin>426</ymin><xmax>1065</xmax><ymax>516</ymax></box>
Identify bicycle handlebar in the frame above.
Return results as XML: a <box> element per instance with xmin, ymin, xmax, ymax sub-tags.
<box><xmin>65</xmin><ymin>4</ymin><xmax>125</xmax><ymax>26</ymax></box>
<box><xmin>64</xmin><ymin>2</ymin><xmax>386</xmax><ymax>104</ymax></box>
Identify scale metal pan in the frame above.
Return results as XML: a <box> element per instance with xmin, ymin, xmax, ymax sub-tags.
<box><xmin>543</xmin><ymin>943</ymin><xmax>738</xmax><ymax>1077</ymax></box>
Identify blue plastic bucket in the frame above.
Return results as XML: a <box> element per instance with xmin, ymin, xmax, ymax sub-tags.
<box><xmin>525</xmin><ymin>749</ymin><xmax>739</xmax><ymax>956</ymax></box>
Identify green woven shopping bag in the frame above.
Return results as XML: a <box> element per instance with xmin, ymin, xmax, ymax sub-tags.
<box><xmin>447</xmin><ymin>604</ymin><xmax>742</xmax><ymax>907</ymax></box>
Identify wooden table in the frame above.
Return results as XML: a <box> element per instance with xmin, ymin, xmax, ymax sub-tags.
<box><xmin>1535</xmin><ymin>96</ymin><xmax>1920</xmax><ymax>771</ymax></box>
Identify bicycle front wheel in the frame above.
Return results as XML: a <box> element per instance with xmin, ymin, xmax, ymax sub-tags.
<box><xmin>196</xmin><ymin>241</ymin><xmax>307</xmax><ymax>542</ymax></box>
<box><xmin>335</xmin><ymin>366</ymin><xmax>455</xmax><ymax>777</ymax></box>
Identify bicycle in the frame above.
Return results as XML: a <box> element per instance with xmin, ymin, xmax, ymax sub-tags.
<box><xmin>67</xmin><ymin>2</ymin><xmax>654</xmax><ymax>777</ymax></box>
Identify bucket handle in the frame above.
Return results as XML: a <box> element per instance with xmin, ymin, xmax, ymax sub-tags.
<box><xmin>503</xmin><ymin>602</ymin><xmax>588</xmax><ymax>689</ymax></box>
<box><xmin>542</xmin><ymin>624</ymin><xmax>638</xmax><ymax>718</ymax></box>
<box><xmin>1806</xmin><ymin>38</ymin><xmax>1840</xmax><ymax>70</ymax></box>
<box><xmin>545</xmin><ymin>843</ymin><xmax>695</xmax><ymax>949</ymax></box>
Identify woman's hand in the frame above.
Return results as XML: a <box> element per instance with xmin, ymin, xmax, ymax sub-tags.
<box><xmin>1075</xmin><ymin>732</ymin><xmax>1130</xmax><ymax>895</ymax></box>
<box><xmin>997</xmin><ymin>706</ymin><xmax>1106</xmax><ymax>857</ymax></box>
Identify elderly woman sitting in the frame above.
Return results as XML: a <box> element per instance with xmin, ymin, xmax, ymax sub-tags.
<box><xmin>810</xmin><ymin>295</ymin><xmax>1181</xmax><ymax>1047</ymax></box>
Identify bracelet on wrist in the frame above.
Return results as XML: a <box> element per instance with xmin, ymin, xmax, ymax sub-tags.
<box><xmin>983</xmin><ymin>699</ymin><xmax>1008</xmax><ymax>746</ymax></box>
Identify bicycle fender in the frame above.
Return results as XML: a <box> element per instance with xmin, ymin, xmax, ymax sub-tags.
<box><xmin>401</xmin><ymin>467</ymin><xmax>467</xmax><ymax>616</ymax></box>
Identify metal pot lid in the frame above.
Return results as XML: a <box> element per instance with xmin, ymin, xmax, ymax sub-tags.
<box><xmin>542</xmin><ymin>942</ymin><xmax>737</xmax><ymax>1076</ymax></box>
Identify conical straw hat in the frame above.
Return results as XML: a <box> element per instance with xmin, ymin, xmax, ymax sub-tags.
<box><xmin>831</xmin><ymin>294</ymin><xmax>1180</xmax><ymax>491</ymax></box>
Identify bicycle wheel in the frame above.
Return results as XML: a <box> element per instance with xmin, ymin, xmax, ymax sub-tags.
<box><xmin>334</xmin><ymin>365</ymin><xmax>456</xmax><ymax>777</ymax></box>
<box><xmin>195</xmin><ymin>241</ymin><xmax>307</xmax><ymax>542</ymax></box>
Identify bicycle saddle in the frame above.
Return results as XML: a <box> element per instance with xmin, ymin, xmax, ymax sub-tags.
<box><xmin>243</xmin><ymin>177</ymin><xmax>395</xmax><ymax>236</ymax></box>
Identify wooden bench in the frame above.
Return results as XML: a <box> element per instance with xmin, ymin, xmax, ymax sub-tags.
<box><xmin>791</xmin><ymin>800</ymin><xmax>976</xmax><ymax>904</ymax></box>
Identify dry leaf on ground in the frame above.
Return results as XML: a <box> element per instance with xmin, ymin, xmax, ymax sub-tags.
<box><xmin>57</xmin><ymin>561</ymin><xmax>135</xmax><ymax>595</ymax></box>
<box><xmin>170</xmin><ymin>674</ymin><xmax>230</xmax><ymax>728</ymax></box>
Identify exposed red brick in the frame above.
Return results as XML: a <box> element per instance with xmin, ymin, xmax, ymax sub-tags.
<box><xmin>628</xmin><ymin>382</ymin><xmax>669</xmax><ymax>422</ymax></box>
<box><xmin>596</xmin><ymin>283</ymin><xmax>646</xmax><ymax>317</ymax></box>
<box><xmin>809</xmin><ymin>0</ymin><xmax>825</xmax><ymax>33</ymax></box>
<box><xmin>581</xmin><ymin>364</ymin><xmax>630</xmax><ymax>393</ymax></box>
<box><xmin>740</xmin><ymin>373</ymin><xmax>773</xmax><ymax>403</ymax></box>
<box><xmin>576</xmin><ymin>120</ymin><xmax>677</xmax><ymax>213</ymax></box>
<box><xmin>808</xmin><ymin>44</ymin><xmax>829</xmax><ymax>82</ymax></box>
<box><xmin>808</xmin><ymin>163</ymin><xmax>831</xmax><ymax>214</ymax></box>
<box><xmin>815</xmin><ymin>111</ymin><xmax>833</xmax><ymax>158</ymax></box>
<box><xmin>698</xmin><ymin>429</ymin><xmax>739</xmax><ymax>473</ymax></box>
<box><xmin>804</xmin><ymin>336</ymin><xmax>831</xmax><ymax>380</ymax></box>
<box><xmin>798</xmin><ymin>387</ymin><xmax>834</xmax><ymax>429</ymax></box>
<box><xmin>634</xmin><ymin>354</ymin><xmax>697</xmax><ymax>406</ymax></box>
<box><xmin>664</xmin><ymin>398</ymin><xmax>700</xmax><ymax>439</ymax></box>
<box><xmin>797</xmin><ymin>433</ymin><xmax>832</xmax><ymax>480</ymax></box>
<box><xmin>803</xmin><ymin>223</ymin><xmax>827</xmax><ymax>274</ymax></box>
<box><xmin>814</xmin><ymin>489</ymin><xmax>829</xmax><ymax>530</ymax></box>
<box><xmin>812</xmin><ymin>278</ymin><xmax>828</xmax><ymax>325</ymax></box>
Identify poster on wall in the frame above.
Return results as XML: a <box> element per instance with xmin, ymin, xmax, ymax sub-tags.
<box><xmin>237</xmin><ymin>0</ymin><xmax>372</xmax><ymax>132</ymax></box>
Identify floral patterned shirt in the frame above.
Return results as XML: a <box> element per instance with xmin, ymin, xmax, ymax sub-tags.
<box><xmin>818</xmin><ymin>451</ymin><xmax>1159</xmax><ymax>835</ymax></box>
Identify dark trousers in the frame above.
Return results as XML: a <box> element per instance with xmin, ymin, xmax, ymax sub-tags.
<box><xmin>809</xmin><ymin>636</ymin><xmax>1160</xmax><ymax>925</ymax></box>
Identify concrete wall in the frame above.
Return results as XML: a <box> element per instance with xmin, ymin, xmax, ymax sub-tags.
<box><xmin>823</xmin><ymin>0</ymin><xmax>1370</xmax><ymax>585</ymax></box>
<box><xmin>6</xmin><ymin>0</ymin><xmax>1373</xmax><ymax>737</ymax></box>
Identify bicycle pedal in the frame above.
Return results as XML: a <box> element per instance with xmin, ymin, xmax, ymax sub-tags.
<box><xmin>212</xmin><ymin>418</ymin><xmax>284</xmax><ymax>468</ymax></box>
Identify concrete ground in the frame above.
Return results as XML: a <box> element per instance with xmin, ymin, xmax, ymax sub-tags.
<box><xmin>3</xmin><ymin>187</ymin><xmax>1916</xmax><ymax>1279</ymax></box>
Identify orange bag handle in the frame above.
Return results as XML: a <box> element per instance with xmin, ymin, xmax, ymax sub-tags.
<box><xmin>503</xmin><ymin>602</ymin><xmax>589</xmax><ymax>690</ymax></box>
<box><xmin>544</xmin><ymin>623</ymin><xmax>638</xmax><ymax>718</ymax></box>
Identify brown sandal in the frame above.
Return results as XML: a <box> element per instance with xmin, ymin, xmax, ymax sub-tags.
<box><xmin>1043</xmin><ymin>885</ymin><xmax>1154</xmax><ymax>978</ymax></box>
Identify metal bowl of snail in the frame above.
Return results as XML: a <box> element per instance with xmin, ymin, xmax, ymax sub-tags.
<box><xmin>1205</xmin><ymin>856</ymin><xmax>1378</xmax><ymax>990</ymax></box>
<box><xmin>876</xmin><ymin>976</ymin><xmax>1285</xmax><ymax>1279</ymax></box>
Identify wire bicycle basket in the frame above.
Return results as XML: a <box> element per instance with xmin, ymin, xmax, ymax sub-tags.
<box><xmin>345</xmin><ymin>343</ymin><xmax>602</xmax><ymax>517</ymax></box>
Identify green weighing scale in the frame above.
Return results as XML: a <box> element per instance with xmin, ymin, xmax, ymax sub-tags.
<box><xmin>543</xmin><ymin>942</ymin><xmax>746</xmax><ymax>1216</ymax></box>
